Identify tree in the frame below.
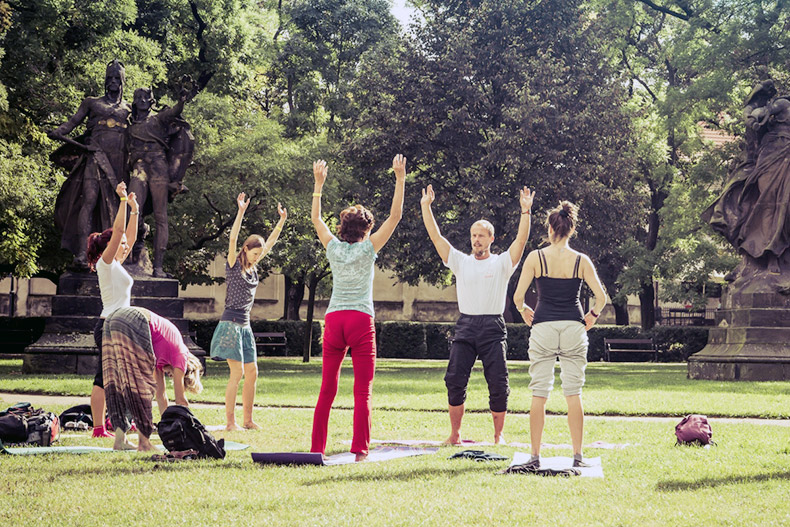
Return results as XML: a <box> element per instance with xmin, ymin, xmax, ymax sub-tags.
<box><xmin>592</xmin><ymin>0</ymin><xmax>790</xmax><ymax>328</ymax></box>
<box><xmin>342</xmin><ymin>0</ymin><xmax>642</xmax><ymax>322</ymax></box>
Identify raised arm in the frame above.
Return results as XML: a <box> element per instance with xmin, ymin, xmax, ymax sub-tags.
<box><xmin>420</xmin><ymin>184</ymin><xmax>452</xmax><ymax>263</ymax></box>
<box><xmin>311</xmin><ymin>160</ymin><xmax>335</xmax><ymax>248</ymax></box>
<box><xmin>116</xmin><ymin>192</ymin><xmax>139</xmax><ymax>265</ymax></box>
<box><xmin>227</xmin><ymin>192</ymin><xmax>249</xmax><ymax>268</ymax></box>
<box><xmin>370</xmin><ymin>154</ymin><xmax>406</xmax><ymax>252</ymax></box>
<box><xmin>261</xmin><ymin>202</ymin><xmax>287</xmax><ymax>258</ymax></box>
<box><xmin>101</xmin><ymin>183</ymin><xmax>131</xmax><ymax>265</ymax></box>
<box><xmin>580</xmin><ymin>255</ymin><xmax>608</xmax><ymax>330</ymax></box>
<box><xmin>513</xmin><ymin>250</ymin><xmax>539</xmax><ymax>325</ymax></box>
<box><xmin>507</xmin><ymin>186</ymin><xmax>534</xmax><ymax>267</ymax></box>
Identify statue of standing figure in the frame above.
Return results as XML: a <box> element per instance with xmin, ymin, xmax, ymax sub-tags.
<box><xmin>49</xmin><ymin>60</ymin><xmax>131</xmax><ymax>270</ymax></box>
<box><xmin>49</xmin><ymin>62</ymin><xmax>195</xmax><ymax>277</ymax></box>
<box><xmin>703</xmin><ymin>79</ymin><xmax>790</xmax><ymax>293</ymax></box>
<box><xmin>126</xmin><ymin>83</ymin><xmax>194</xmax><ymax>278</ymax></box>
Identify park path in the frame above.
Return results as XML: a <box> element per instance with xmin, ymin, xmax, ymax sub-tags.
<box><xmin>2</xmin><ymin>392</ymin><xmax>789</xmax><ymax>427</ymax></box>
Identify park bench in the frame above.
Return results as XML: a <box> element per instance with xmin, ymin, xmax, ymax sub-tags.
<box><xmin>603</xmin><ymin>338</ymin><xmax>657</xmax><ymax>362</ymax></box>
<box><xmin>253</xmin><ymin>331</ymin><xmax>288</xmax><ymax>356</ymax></box>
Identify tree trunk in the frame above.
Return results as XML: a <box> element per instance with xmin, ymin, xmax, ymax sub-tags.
<box><xmin>302</xmin><ymin>272</ymin><xmax>320</xmax><ymax>363</ymax></box>
<box><xmin>639</xmin><ymin>281</ymin><xmax>655</xmax><ymax>331</ymax></box>
<box><xmin>613</xmin><ymin>299</ymin><xmax>630</xmax><ymax>326</ymax></box>
<box><xmin>286</xmin><ymin>276</ymin><xmax>305</xmax><ymax>321</ymax></box>
<box><xmin>282</xmin><ymin>274</ymin><xmax>291</xmax><ymax>320</ymax></box>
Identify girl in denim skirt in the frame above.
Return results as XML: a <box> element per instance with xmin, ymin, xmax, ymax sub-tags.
<box><xmin>210</xmin><ymin>192</ymin><xmax>286</xmax><ymax>430</ymax></box>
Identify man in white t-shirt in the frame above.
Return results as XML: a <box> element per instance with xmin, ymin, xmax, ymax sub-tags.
<box><xmin>420</xmin><ymin>184</ymin><xmax>533</xmax><ymax>444</ymax></box>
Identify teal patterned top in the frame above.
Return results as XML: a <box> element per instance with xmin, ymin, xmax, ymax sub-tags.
<box><xmin>325</xmin><ymin>238</ymin><xmax>377</xmax><ymax>317</ymax></box>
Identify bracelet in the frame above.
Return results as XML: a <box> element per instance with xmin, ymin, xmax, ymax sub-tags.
<box><xmin>312</xmin><ymin>192</ymin><xmax>322</xmax><ymax>197</ymax></box>
<box><xmin>130</xmin><ymin>211</ymin><xmax>139</xmax><ymax>216</ymax></box>
<box><xmin>120</xmin><ymin>197</ymin><xmax>127</xmax><ymax>201</ymax></box>
<box><xmin>516</xmin><ymin>304</ymin><xmax>527</xmax><ymax>313</ymax></box>
<box><xmin>273</xmin><ymin>226</ymin><xmax>282</xmax><ymax>233</ymax></box>
<box><xmin>521</xmin><ymin>210</ymin><xmax>530</xmax><ymax>215</ymax></box>
<box><xmin>590</xmin><ymin>309</ymin><xmax>599</xmax><ymax>318</ymax></box>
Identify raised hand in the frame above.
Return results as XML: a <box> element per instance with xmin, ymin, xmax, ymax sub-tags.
<box><xmin>519</xmin><ymin>186</ymin><xmax>534</xmax><ymax>214</ymax></box>
<box><xmin>128</xmin><ymin>192</ymin><xmax>139</xmax><ymax>213</ymax></box>
<box><xmin>278</xmin><ymin>202</ymin><xmax>287</xmax><ymax>221</ymax></box>
<box><xmin>313</xmin><ymin>159</ymin><xmax>328</xmax><ymax>187</ymax></box>
<box><xmin>393</xmin><ymin>154</ymin><xmax>407</xmax><ymax>179</ymax></box>
<box><xmin>237</xmin><ymin>192</ymin><xmax>250</xmax><ymax>213</ymax></box>
<box><xmin>421</xmin><ymin>184</ymin><xmax>436</xmax><ymax>207</ymax></box>
<box><xmin>115</xmin><ymin>182</ymin><xmax>127</xmax><ymax>199</ymax></box>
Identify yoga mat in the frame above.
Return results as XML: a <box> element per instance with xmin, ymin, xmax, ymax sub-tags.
<box><xmin>4</xmin><ymin>440</ymin><xmax>248</xmax><ymax>455</ymax></box>
<box><xmin>365</xmin><ymin>439</ymin><xmax>632</xmax><ymax>450</ymax></box>
<box><xmin>252</xmin><ymin>446</ymin><xmax>438</xmax><ymax>466</ymax></box>
<box><xmin>509</xmin><ymin>452</ymin><xmax>604</xmax><ymax>478</ymax></box>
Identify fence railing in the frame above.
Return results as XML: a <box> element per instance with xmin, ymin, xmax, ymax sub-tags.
<box><xmin>655</xmin><ymin>307</ymin><xmax>716</xmax><ymax>326</ymax></box>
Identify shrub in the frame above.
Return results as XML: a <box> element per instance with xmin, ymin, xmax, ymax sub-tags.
<box><xmin>0</xmin><ymin>317</ymin><xmax>46</xmax><ymax>353</ymax></box>
<box><xmin>376</xmin><ymin>321</ymin><xmax>427</xmax><ymax>358</ymax></box>
<box><xmin>189</xmin><ymin>319</ymin><xmax>322</xmax><ymax>357</ymax></box>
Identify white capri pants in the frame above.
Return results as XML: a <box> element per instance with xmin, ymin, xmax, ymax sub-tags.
<box><xmin>528</xmin><ymin>320</ymin><xmax>589</xmax><ymax>398</ymax></box>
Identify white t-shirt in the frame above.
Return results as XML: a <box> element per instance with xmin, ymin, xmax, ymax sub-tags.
<box><xmin>445</xmin><ymin>246</ymin><xmax>516</xmax><ymax>315</ymax></box>
<box><xmin>96</xmin><ymin>258</ymin><xmax>133</xmax><ymax>318</ymax></box>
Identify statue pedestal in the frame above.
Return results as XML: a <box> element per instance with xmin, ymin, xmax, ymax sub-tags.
<box><xmin>23</xmin><ymin>272</ymin><xmax>205</xmax><ymax>374</ymax></box>
<box><xmin>688</xmin><ymin>290</ymin><xmax>790</xmax><ymax>381</ymax></box>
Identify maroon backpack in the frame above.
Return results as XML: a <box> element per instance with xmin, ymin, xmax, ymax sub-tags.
<box><xmin>675</xmin><ymin>414</ymin><xmax>713</xmax><ymax>445</ymax></box>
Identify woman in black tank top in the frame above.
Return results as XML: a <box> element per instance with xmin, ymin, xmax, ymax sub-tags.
<box><xmin>512</xmin><ymin>201</ymin><xmax>608</xmax><ymax>468</ymax></box>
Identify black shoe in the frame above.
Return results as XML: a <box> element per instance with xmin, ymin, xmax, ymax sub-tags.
<box><xmin>572</xmin><ymin>458</ymin><xmax>591</xmax><ymax>468</ymax></box>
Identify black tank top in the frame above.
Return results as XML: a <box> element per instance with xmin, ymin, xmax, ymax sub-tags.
<box><xmin>532</xmin><ymin>250</ymin><xmax>584</xmax><ymax>325</ymax></box>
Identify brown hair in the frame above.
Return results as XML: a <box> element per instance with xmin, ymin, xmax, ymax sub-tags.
<box><xmin>547</xmin><ymin>201</ymin><xmax>578</xmax><ymax>242</ymax></box>
<box><xmin>238</xmin><ymin>235</ymin><xmax>265</xmax><ymax>272</ymax></box>
<box><xmin>338</xmin><ymin>205</ymin><xmax>374</xmax><ymax>243</ymax></box>
<box><xmin>183</xmin><ymin>352</ymin><xmax>204</xmax><ymax>394</ymax></box>
<box><xmin>86</xmin><ymin>229</ymin><xmax>113</xmax><ymax>271</ymax></box>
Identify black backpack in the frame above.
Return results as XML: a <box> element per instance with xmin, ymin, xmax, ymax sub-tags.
<box><xmin>157</xmin><ymin>405</ymin><xmax>225</xmax><ymax>459</ymax></box>
<box><xmin>0</xmin><ymin>403</ymin><xmax>60</xmax><ymax>446</ymax></box>
<box><xmin>59</xmin><ymin>404</ymin><xmax>93</xmax><ymax>430</ymax></box>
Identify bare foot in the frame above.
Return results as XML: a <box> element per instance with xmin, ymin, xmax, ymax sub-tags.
<box><xmin>443</xmin><ymin>434</ymin><xmax>462</xmax><ymax>446</ymax></box>
<box><xmin>113</xmin><ymin>438</ymin><xmax>137</xmax><ymax>451</ymax></box>
<box><xmin>225</xmin><ymin>423</ymin><xmax>243</xmax><ymax>431</ymax></box>
<box><xmin>137</xmin><ymin>442</ymin><xmax>158</xmax><ymax>453</ymax></box>
<box><xmin>243</xmin><ymin>421</ymin><xmax>261</xmax><ymax>430</ymax></box>
<box><xmin>494</xmin><ymin>435</ymin><xmax>507</xmax><ymax>445</ymax></box>
<box><xmin>354</xmin><ymin>453</ymin><xmax>368</xmax><ymax>462</ymax></box>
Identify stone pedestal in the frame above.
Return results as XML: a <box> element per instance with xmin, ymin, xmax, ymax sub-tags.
<box><xmin>688</xmin><ymin>290</ymin><xmax>790</xmax><ymax>381</ymax></box>
<box><xmin>23</xmin><ymin>272</ymin><xmax>205</xmax><ymax>374</ymax></box>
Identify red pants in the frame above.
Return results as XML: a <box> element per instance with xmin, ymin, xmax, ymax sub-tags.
<box><xmin>311</xmin><ymin>310</ymin><xmax>376</xmax><ymax>455</ymax></box>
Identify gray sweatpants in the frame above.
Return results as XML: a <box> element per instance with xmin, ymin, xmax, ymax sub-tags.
<box><xmin>528</xmin><ymin>320</ymin><xmax>588</xmax><ymax>398</ymax></box>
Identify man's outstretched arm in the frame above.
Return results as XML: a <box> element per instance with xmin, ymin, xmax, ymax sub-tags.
<box><xmin>420</xmin><ymin>184</ymin><xmax>452</xmax><ymax>263</ymax></box>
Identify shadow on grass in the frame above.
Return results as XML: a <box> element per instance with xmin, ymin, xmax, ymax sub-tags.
<box><xmin>656</xmin><ymin>471</ymin><xmax>790</xmax><ymax>492</ymax></box>
<box><xmin>300</xmin><ymin>463</ymin><xmax>497</xmax><ymax>485</ymax></box>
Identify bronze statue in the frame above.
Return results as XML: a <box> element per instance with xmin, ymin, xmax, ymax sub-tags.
<box><xmin>49</xmin><ymin>60</ymin><xmax>131</xmax><ymax>270</ymax></box>
<box><xmin>703</xmin><ymin>79</ymin><xmax>790</xmax><ymax>292</ymax></box>
<box><xmin>126</xmin><ymin>84</ymin><xmax>194</xmax><ymax>277</ymax></box>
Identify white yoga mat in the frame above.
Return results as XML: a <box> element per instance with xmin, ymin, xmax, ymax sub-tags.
<box><xmin>252</xmin><ymin>446</ymin><xmax>438</xmax><ymax>466</ymax></box>
<box><xmin>358</xmin><ymin>439</ymin><xmax>631</xmax><ymax>450</ymax></box>
<box><xmin>510</xmin><ymin>452</ymin><xmax>604</xmax><ymax>478</ymax></box>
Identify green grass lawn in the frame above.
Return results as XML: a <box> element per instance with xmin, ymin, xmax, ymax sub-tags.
<box><xmin>3</xmin><ymin>358</ymin><xmax>790</xmax><ymax>418</ymax></box>
<box><xmin>2</xmin><ymin>358</ymin><xmax>790</xmax><ymax>526</ymax></box>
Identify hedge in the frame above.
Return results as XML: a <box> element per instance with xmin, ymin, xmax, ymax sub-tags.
<box><xmin>374</xmin><ymin>321</ymin><xmax>709</xmax><ymax>362</ymax></box>
<box><xmin>0</xmin><ymin>317</ymin><xmax>709</xmax><ymax>362</ymax></box>
<box><xmin>189</xmin><ymin>319</ymin><xmax>322</xmax><ymax>357</ymax></box>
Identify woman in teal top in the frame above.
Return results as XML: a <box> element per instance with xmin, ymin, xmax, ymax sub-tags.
<box><xmin>310</xmin><ymin>155</ymin><xmax>406</xmax><ymax>461</ymax></box>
